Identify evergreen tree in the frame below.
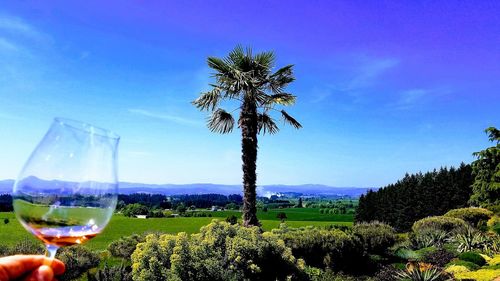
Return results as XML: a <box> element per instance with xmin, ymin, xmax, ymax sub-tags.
<box><xmin>469</xmin><ymin>127</ymin><xmax>500</xmax><ymax>208</ymax></box>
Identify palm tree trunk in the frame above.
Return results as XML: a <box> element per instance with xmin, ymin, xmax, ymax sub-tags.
<box><xmin>240</xmin><ymin>97</ymin><xmax>260</xmax><ymax>227</ymax></box>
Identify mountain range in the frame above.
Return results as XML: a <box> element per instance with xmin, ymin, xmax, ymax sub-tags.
<box><xmin>0</xmin><ymin>179</ymin><xmax>376</xmax><ymax>197</ymax></box>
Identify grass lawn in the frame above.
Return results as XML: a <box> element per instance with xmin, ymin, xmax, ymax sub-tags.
<box><xmin>0</xmin><ymin>211</ymin><xmax>353</xmax><ymax>251</ymax></box>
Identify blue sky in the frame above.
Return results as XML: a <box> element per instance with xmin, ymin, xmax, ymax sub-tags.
<box><xmin>0</xmin><ymin>1</ymin><xmax>499</xmax><ymax>187</ymax></box>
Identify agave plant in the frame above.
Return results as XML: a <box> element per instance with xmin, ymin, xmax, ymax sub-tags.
<box><xmin>453</xmin><ymin>226</ymin><xmax>488</xmax><ymax>253</ymax></box>
<box><xmin>412</xmin><ymin>229</ymin><xmax>449</xmax><ymax>249</ymax></box>
<box><xmin>396</xmin><ymin>262</ymin><xmax>452</xmax><ymax>281</ymax></box>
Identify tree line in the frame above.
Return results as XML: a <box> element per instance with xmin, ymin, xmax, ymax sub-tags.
<box><xmin>355</xmin><ymin>163</ymin><xmax>473</xmax><ymax>231</ymax></box>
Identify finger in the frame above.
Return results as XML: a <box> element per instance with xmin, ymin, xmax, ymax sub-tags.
<box><xmin>0</xmin><ymin>255</ymin><xmax>65</xmax><ymax>279</ymax></box>
<box><xmin>23</xmin><ymin>265</ymin><xmax>54</xmax><ymax>281</ymax></box>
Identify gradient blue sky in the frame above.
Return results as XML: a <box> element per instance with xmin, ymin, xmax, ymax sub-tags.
<box><xmin>0</xmin><ymin>1</ymin><xmax>499</xmax><ymax>187</ymax></box>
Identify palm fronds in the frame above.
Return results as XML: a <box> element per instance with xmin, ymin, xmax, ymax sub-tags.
<box><xmin>258</xmin><ymin>112</ymin><xmax>279</xmax><ymax>135</ymax></box>
<box><xmin>281</xmin><ymin>110</ymin><xmax>302</xmax><ymax>129</ymax></box>
<box><xmin>207</xmin><ymin>109</ymin><xmax>235</xmax><ymax>134</ymax></box>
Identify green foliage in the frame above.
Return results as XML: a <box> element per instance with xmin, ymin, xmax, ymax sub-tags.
<box><xmin>122</xmin><ymin>203</ymin><xmax>149</xmax><ymax>217</ymax></box>
<box><xmin>452</xmin><ymin>226</ymin><xmax>497</xmax><ymax>253</ymax></box>
<box><xmin>131</xmin><ymin>220</ymin><xmax>305</xmax><ymax>281</ymax></box>
<box><xmin>272</xmin><ymin>224</ymin><xmax>365</xmax><ymax>273</ymax></box>
<box><xmin>176</xmin><ymin>203</ymin><xmax>187</xmax><ymax>214</ymax></box>
<box><xmin>225</xmin><ymin>214</ymin><xmax>238</xmax><ymax>225</ymax></box>
<box><xmin>353</xmin><ymin>221</ymin><xmax>396</xmax><ymax>255</ymax></box>
<box><xmin>277</xmin><ymin>212</ymin><xmax>288</xmax><ymax>221</ymax></box>
<box><xmin>356</xmin><ymin>164</ymin><xmax>473</xmax><ymax>231</ymax></box>
<box><xmin>412</xmin><ymin>216</ymin><xmax>468</xmax><ymax>234</ymax></box>
<box><xmin>422</xmin><ymin>248</ymin><xmax>456</xmax><ymax>267</ymax></box>
<box><xmin>3</xmin><ymin>218</ymin><xmax>9</xmax><ymax>224</ymax></box>
<box><xmin>304</xmin><ymin>267</ymin><xmax>359</xmax><ymax>281</ymax></box>
<box><xmin>446</xmin><ymin>259</ymin><xmax>480</xmax><ymax>270</ymax></box>
<box><xmin>7</xmin><ymin>239</ymin><xmax>44</xmax><ymax>255</ymax></box>
<box><xmin>57</xmin><ymin>245</ymin><xmax>100</xmax><ymax>281</ymax></box>
<box><xmin>107</xmin><ymin>234</ymin><xmax>145</xmax><ymax>259</ymax></box>
<box><xmin>470</xmin><ymin>127</ymin><xmax>500</xmax><ymax>208</ymax></box>
<box><xmin>487</xmin><ymin>215</ymin><xmax>500</xmax><ymax>235</ymax></box>
<box><xmin>87</xmin><ymin>263</ymin><xmax>132</xmax><ymax>281</ymax></box>
<box><xmin>458</xmin><ymin>252</ymin><xmax>487</xmax><ymax>266</ymax></box>
<box><xmin>444</xmin><ymin>207</ymin><xmax>493</xmax><ymax>228</ymax></box>
<box><xmin>453</xmin><ymin>268</ymin><xmax>500</xmax><ymax>281</ymax></box>
<box><xmin>396</xmin><ymin>262</ymin><xmax>452</xmax><ymax>281</ymax></box>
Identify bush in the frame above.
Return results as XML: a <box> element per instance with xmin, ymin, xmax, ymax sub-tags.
<box><xmin>277</xmin><ymin>212</ymin><xmax>287</xmax><ymax>221</ymax></box>
<box><xmin>131</xmin><ymin>220</ymin><xmax>305</xmax><ymax>281</ymax></box>
<box><xmin>57</xmin><ymin>245</ymin><xmax>100</xmax><ymax>281</ymax></box>
<box><xmin>272</xmin><ymin>225</ymin><xmax>365</xmax><ymax>273</ymax></box>
<box><xmin>87</xmin><ymin>263</ymin><xmax>132</xmax><ymax>281</ymax></box>
<box><xmin>8</xmin><ymin>239</ymin><xmax>44</xmax><ymax>255</ymax></box>
<box><xmin>458</xmin><ymin>251</ymin><xmax>487</xmax><ymax>266</ymax></box>
<box><xmin>122</xmin><ymin>203</ymin><xmax>149</xmax><ymax>217</ymax></box>
<box><xmin>422</xmin><ymin>248</ymin><xmax>456</xmax><ymax>267</ymax></box>
<box><xmin>353</xmin><ymin>221</ymin><xmax>396</xmax><ymax>255</ymax></box>
<box><xmin>446</xmin><ymin>259</ymin><xmax>481</xmax><ymax>270</ymax></box>
<box><xmin>225</xmin><ymin>215</ymin><xmax>238</xmax><ymax>225</ymax></box>
<box><xmin>487</xmin><ymin>215</ymin><xmax>500</xmax><ymax>235</ymax></box>
<box><xmin>412</xmin><ymin>216</ymin><xmax>468</xmax><ymax>234</ymax></box>
<box><xmin>3</xmin><ymin>218</ymin><xmax>9</xmax><ymax>224</ymax></box>
<box><xmin>444</xmin><ymin>207</ymin><xmax>493</xmax><ymax>229</ymax></box>
<box><xmin>108</xmin><ymin>234</ymin><xmax>145</xmax><ymax>259</ymax></box>
<box><xmin>453</xmin><ymin>268</ymin><xmax>500</xmax><ymax>281</ymax></box>
<box><xmin>374</xmin><ymin>265</ymin><xmax>399</xmax><ymax>281</ymax></box>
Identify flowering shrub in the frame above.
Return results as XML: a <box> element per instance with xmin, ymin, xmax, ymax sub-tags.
<box><xmin>131</xmin><ymin>220</ymin><xmax>305</xmax><ymax>281</ymax></box>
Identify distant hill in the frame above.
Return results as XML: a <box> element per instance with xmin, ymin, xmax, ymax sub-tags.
<box><xmin>0</xmin><ymin>179</ymin><xmax>376</xmax><ymax>198</ymax></box>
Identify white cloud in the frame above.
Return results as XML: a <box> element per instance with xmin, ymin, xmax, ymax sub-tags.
<box><xmin>390</xmin><ymin>87</ymin><xmax>452</xmax><ymax>110</ymax></box>
<box><xmin>0</xmin><ymin>37</ymin><xmax>18</xmax><ymax>52</ymax></box>
<box><xmin>345</xmin><ymin>58</ymin><xmax>399</xmax><ymax>91</ymax></box>
<box><xmin>128</xmin><ymin>108</ymin><xmax>201</xmax><ymax>126</ymax></box>
<box><xmin>311</xmin><ymin>57</ymin><xmax>399</xmax><ymax>103</ymax></box>
<box><xmin>0</xmin><ymin>14</ymin><xmax>48</xmax><ymax>42</ymax></box>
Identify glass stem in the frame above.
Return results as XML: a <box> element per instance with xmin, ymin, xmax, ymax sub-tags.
<box><xmin>45</xmin><ymin>244</ymin><xmax>59</xmax><ymax>259</ymax></box>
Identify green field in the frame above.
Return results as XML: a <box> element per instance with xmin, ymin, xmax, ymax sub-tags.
<box><xmin>205</xmin><ymin>208</ymin><xmax>354</xmax><ymax>222</ymax></box>
<box><xmin>0</xmin><ymin>209</ymin><xmax>353</xmax><ymax>251</ymax></box>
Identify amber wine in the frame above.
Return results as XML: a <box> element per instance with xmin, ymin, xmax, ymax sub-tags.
<box><xmin>13</xmin><ymin>198</ymin><xmax>114</xmax><ymax>246</ymax></box>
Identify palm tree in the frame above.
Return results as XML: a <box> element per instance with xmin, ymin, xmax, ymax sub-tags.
<box><xmin>192</xmin><ymin>46</ymin><xmax>302</xmax><ymax>226</ymax></box>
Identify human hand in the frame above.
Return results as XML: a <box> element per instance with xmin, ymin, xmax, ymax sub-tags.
<box><xmin>0</xmin><ymin>255</ymin><xmax>65</xmax><ymax>281</ymax></box>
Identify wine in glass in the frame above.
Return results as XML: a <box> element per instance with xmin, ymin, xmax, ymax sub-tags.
<box><xmin>12</xmin><ymin>118</ymin><xmax>119</xmax><ymax>258</ymax></box>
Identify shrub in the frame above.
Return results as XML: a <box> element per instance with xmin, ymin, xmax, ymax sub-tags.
<box><xmin>458</xmin><ymin>251</ymin><xmax>486</xmax><ymax>266</ymax></box>
<box><xmin>412</xmin><ymin>216</ymin><xmax>467</xmax><ymax>234</ymax></box>
<box><xmin>131</xmin><ymin>220</ymin><xmax>305</xmax><ymax>281</ymax></box>
<box><xmin>374</xmin><ymin>265</ymin><xmax>399</xmax><ymax>281</ymax></box>
<box><xmin>304</xmin><ymin>267</ymin><xmax>359</xmax><ymax>281</ymax></box>
<box><xmin>3</xmin><ymin>218</ymin><xmax>9</xmax><ymax>224</ymax></box>
<box><xmin>225</xmin><ymin>215</ymin><xmax>238</xmax><ymax>225</ymax></box>
<box><xmin>446</xmin><ymin>259</ymin><xmax>480</xmax><ymax>271</ymax></box>
<box><xmin>411</xmin><ymin>228</ymin><xmax>449</xmax><ymax>249</ymax></box>
<box><xmin>8</xmin><ymin>239</ymin><xmax>44</xmax><ymax>255</ymax></box>
<box><xmin>272</xmin><ymin>225</ymin><xmax>365</xmax><ymax>273</ymax></box>
<box><xmin>353</xmin><ymin>221</ymin><xmax>396</xmax><ymax>255</ymax></box>
<box><xmin>422</xmin><ymin>248</ymin><xmax>456</xmax><ymax>267</ymax></box>
<box><xmin>444</xmin><ymin>207</ymin><xmax>493</xmax><ymax>229</ymax></box>
<box><xmin>444</xmin><ymin>265</ymin><xmax>469</xmax><ymax>274</ymax></box>
<box><xmin>57</xmin><ymin>245</ymin><xmax>100</xmax><ymax>281</ymax></box>
<box><xmin>487</xmin><ymin>215</ymin><xmax>500</xmax><ymax>235</ymax></box>
<box><xmin>107</xmin><ymin>234</ymin><xmax>145</xmax><ymax>259</ymax></box>
<box><xmin>122</xmin><ymin>203</ymin><xmax>149</xmax><ymax>217</ymax></box>
<box><xmin>277</xmin><ymin>212</ymin><xmax>287</xmax><ymax>221</ymax></box>
<box><xmin>452</xmin><ymin>226</ymin><xmax>497</xmax><ymax>253</ymax></box>
<box><xmin>453</xmin><ymin>268</ymin><xmax>500</xmax><ymax>281</ymax></box>
<box><xmin>87</xmin><ymin>263</ymin><xmax>132</xmax><ymax>281</ymax></box>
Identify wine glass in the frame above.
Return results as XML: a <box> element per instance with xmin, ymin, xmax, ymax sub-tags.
<box><xmin>12</xmin><ymin>117</ymin><xmax>119</xmax><ymax>259</ymax></box>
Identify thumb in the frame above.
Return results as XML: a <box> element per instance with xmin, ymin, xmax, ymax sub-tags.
<box><xmin>23</xmin><ymin>265</ymin><xmax>54</xmax><ymax>281</ymax></box>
